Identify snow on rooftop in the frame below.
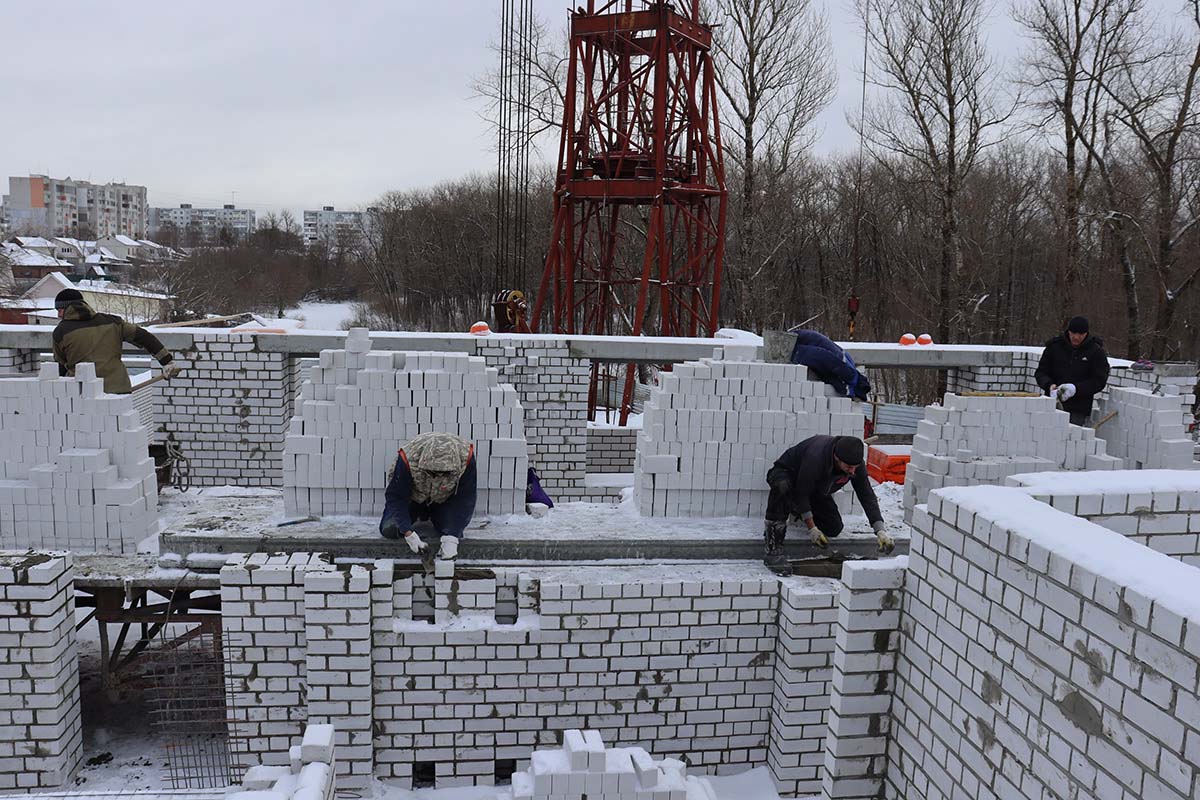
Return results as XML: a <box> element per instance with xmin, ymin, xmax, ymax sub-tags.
<box><xmin>1</xmin><ymin>242</ymin><xmax>72</xmax><ymax>267</ymax></box>
<box><xmin>112</xmin><ymin>234</ymin><xmax>141</xmax><ymax>246</ymax></box>
<box><xmin>75</xmin><ymin>278</ymin><xmax>171</xmax><ymax>300</ymax></box>
<box><xmin>11</xmin><ymin>235</ymin><xmax>54</xmax><ymax>248</ymax></box>
<box><xmin>933</xmin><ymin>485</ymin><xmax>1200</xmax><ymax>622</ymax></box>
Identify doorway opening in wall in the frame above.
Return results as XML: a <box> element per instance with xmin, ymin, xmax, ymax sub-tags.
<box><xmin>74</xmin><ymin>587</ymin><xmax>239</xmax><ymax>791</ymax></box>
<box><xmin>413</xmin><ymin>761</ymin><xmax>438</xmax><ymax>788</ymax></box>
<box><xmin>143</xmin><ymin>615</ymin><xmax>245</xmax><ymax>789</ymax></box>
<box><xmin>494</xmin><ymin>758</ymin><xmax>518</xmax><ymax>785</ymax></box>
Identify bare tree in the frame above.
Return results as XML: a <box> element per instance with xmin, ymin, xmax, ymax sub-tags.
<box><xmin>709</xmin><ymin>0</ymin><xmax>837</xmax><ymax>314</ymax></box>
<box><xmin>1093</xmin><ymin>0</ymin><xmax>1200</xmax><ymax>358</ymax></box>
<box><xmin>856</xmin><ymin>0</ymin><xmax>1013</xmax><ymax>343</ymax></box>
<box><xmin>1015</xmin><ymin>0</ymin><xmax>1140</xmax><ymax>320</ymax></box>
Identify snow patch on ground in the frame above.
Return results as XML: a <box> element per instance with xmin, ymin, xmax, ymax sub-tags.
<box><xmin>284</xmin><ymin>300</ymin><xmax>357</xmax><ymax>331</ymax></box>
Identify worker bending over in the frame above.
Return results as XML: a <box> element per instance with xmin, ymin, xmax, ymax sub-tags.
<box><xmin>52</xmin><ymin>288</ymin><xmax>179</xmax><ymax>394</ymax></box>
<box><xmin>379</xmin><ymin>432</ymin><xmax>477</xmax><ymax>561</ymax></box>
<box><xmin>763</xmin><ymin>435</ymin><xmax>894</xmax><ymax>574</ymax></box>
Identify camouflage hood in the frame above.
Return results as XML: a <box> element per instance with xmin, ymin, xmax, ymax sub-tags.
<box><xmin>404</xmin><ymin>432</ymin><xmax>473</xmax><ymax>505</ymax></box>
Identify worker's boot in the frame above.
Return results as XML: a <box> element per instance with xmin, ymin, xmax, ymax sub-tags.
<box><xmin>763</xmin><ymin>521</ymin><xmax>791</xmax><ymax>576</ymax></box>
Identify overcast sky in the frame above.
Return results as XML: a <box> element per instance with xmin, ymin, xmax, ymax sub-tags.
<box><xmin>1</xmin><ymin>1</ymin><xmax>1036</xmax><ymax>217</ymax></box>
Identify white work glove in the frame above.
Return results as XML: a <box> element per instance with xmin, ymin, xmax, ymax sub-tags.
<box><xmin>161</xmin><ymin>363</ymin><xmax>182</xmax><ymax>380</ymax></box>
<box><xmin>809</xmin><ymin>527</ymin><xmax>828</xmax><ymax>548</ymax></box>
<box><xmin>873</xmin><ymin>521</ymin><xmax>895</xmax><ymax>554</ymax></box>
<box><xmin>403</xmin><ymin>531</ymin><xmax>427</xmax><ymax>554</ymax></box>
<box><xmin>1057</xmin><ymin>383</ymin><xmax>1076</xmax><ymax>401</ymax></box>
<box><xmin>438</xmin><ymin>535</ymin><xmax>459</xmax><ymax>560</ymax></box>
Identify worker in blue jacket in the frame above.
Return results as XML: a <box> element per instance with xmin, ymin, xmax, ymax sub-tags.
<box><xmin>789</xmin><ymin>330</ymin><xmax>871</xmax><ymax>399</ymax></box>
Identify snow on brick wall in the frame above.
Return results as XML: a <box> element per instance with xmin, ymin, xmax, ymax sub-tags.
<box><xmin>1006</xmin><ymin>470</ymin><xmax>1200</xmax><ymax>566</ymax></box>
<box><xmin>154</xmin><ymin>332</ymin><xmax>289</xmax><ymax>487</ymax></box>
<box><xmin>476</xmin><ymin>339</ymin><xmax>589</xmax><ymax>501</ymax></box>
<box><xmin>0</xmin><ymin>364</ymin><xmax>157</xmax><ymax>554</ymax></box>
<box><xmin>0</xmin><ymin>552</ymin><xmax>81</xmax><ymax>790</ymax></box>
<box><xmin>888</xmin><ymin>486</ymin><xmax>1200</xmax><ymax>800</ymax></box>
<box><xmin>902</xmin><ymin>394</ymin><xmax>1121</xmax><ymax>523</ymax></box>
<box><xmin>635</xmin><ymin>359</ymin><xmax>863</xmax><ymax>517</ymax></box>
<box><xmin>282</xmin><ymin>329</ymin><xmax>528</xmax><ymax>518</ymax></box>
<box><xmin>220</xmin><ymin>556</ymin><xmax>841</xmax><ymax>792</ymax></box>
<box><xmin>1093</xmin><ymin>387</ymin><xmax>1195</xmax><ymax>469</ymax></box>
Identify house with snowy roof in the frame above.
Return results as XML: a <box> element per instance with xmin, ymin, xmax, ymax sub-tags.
<box><xmin>20</xmin><ymin>271</ymin><xmax>172</xmax><ymax>324</ymax></box>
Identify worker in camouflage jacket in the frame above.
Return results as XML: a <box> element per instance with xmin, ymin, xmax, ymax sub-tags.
<box><xmin>52</xmin><ymin>288</ymin><xmax>179</xmax><ymax>394</ymax></box>
<box><xmin>763</xmin><ymin>435</ymin><xmax>894</xmax><ymax>575</ymax></box>
<box><xmin>379</xmin><ymin>431</ymin><xmax>477</xmax><ymax>561</ymax></box>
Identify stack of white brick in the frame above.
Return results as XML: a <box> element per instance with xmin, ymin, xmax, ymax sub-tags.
<box><xmin>0</xmin><ymin>552</ymin><xmax>81</xmax><ymax>791</ymax></box>
<box><xmin>636</xmin><ymin>358</ymin><xmax>863</xmax><ymax>517</ymax></box>
<box><xmin>0</xmin><ymin>363</ymin><xmax>157</xmax><ymax>554</ymax></box>
<box><xmin>234</xmin><ymin>723</ymin><xmax>337</xmax><ymax>800</ymax></box>
<box><xmin>1093</xmin><ymin>386</ymin><xmax>1195</xmax><ymax>469</ymax></box>
<box><xmin>282</xmin><ymin>329</ymin><xmax>528</xmax><ymax>517</ymax></box>
<box><xmin>903</xmin><ymin>394</ymin><xmax>1121</xmax><ymax>521</ymax></box>
<box><xmin>510</xmin><ymin>730</ymin><xmax>714</xmax><ymax>800</ymax></box>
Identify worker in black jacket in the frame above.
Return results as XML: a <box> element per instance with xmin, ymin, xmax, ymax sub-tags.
<box><xmin>1034</xmin><ymin>316</ymin><xmax>1110</xmax><ymax>426</ymax></box>
<box><xmin>763</xmin><ymin>435</ymin><xmax>894</xmax><ymax>575</ymax></box>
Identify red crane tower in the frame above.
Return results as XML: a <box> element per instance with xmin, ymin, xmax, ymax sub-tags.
<box><xmin>532</xmin><ymin>0</ymin><xmax>728</xmax><ymax>423</ymax></box>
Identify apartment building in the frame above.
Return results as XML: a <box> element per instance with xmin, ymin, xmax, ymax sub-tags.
<box><xmin>149</xmin><ymin>203</ymin><xmax>256</xmax><ymax>244</ymax></box>
<box><xmin>2</xmin><ymin>175</ymin><xmax>148</xmax><ymax>239</ymax></box>
<box><xmin>302</xmin><ymin>205</ymin><xmax>374</xmax><ymax>253</ymax></box>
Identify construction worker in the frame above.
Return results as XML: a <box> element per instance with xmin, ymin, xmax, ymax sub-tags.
<box><xmin>52</xmin><ymin>287</ymin><xmax>179</xmax><ymax>394</ymax></box>
<box><xmin>763</xmin><ymin>435</ymin><xmax>894</xmax><ymax>575</ymax></box>
<box><xmin>379</xmin><ymin>432</ymin><xmax>477</xmax><ymax>561</ymax></box>
<box><xmin>789</xmin><ymin>329</ymin><xmax>871</xmax><ymax>399</ymax></box>
<box><xmin>1035</xmin><ymin>316</ymin><xmax>1110</xmax><ymax>426</ymax></box>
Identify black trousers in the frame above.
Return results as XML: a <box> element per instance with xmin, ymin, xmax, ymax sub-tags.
<box><xmin>765</xmin><ymin>466</ymin><xmax>844</xmax><ymax>537</ymax></box>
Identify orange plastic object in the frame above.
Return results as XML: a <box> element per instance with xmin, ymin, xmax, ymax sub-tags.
<box><xmin>899</xmin><ymin>333</ymin><xmax>917</xmax><ymax>346</ymax></box>
<box><xmin>867</xmin><ymin>444</ymin><xmax>911</xmax><ymax>484</ymax></box>
<box><xmin>470</xmin><ymin>321</ymin><xmax>491</xmax><ymax>336</ymax></box>
<box><xmin>917</xmin><ymin>333</ymin><xmax>933</xmax><ymax>345</ymax></box>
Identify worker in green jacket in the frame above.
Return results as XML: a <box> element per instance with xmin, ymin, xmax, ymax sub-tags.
<box><xmin>52</xmin><ymin>287</ymin><xmax>179</xmax><ymax>394</ymax></box>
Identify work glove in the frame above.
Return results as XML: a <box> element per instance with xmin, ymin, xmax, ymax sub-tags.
<box><xmin>438</xmin><ymin>535</ymin><xmax>459</xmax><ymax>560</ymax></box>
<box><xmin>161</xmin><ymin>363</ymin><xmax>182</xmax><ymax>380</ymax></box>
<box><xmin>403</xmin><ymin>531</ymin><xmax>427</xmax><ymax>554</ymax></box>
<box><xmin>809</xmin><ymin>528</ymin><xmax>828</xmax><ymax>548</ymax></box>
<box><xmin>1057</xmin><ymin>383</ymin><xmax>1077</xmax><ymax>402</ymax></box>
<box><xmin>874</xmin><ymin>520</ymin><xmax>895</xmax><ymax>554</ymax></box>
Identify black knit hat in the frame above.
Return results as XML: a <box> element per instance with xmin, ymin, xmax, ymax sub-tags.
<box><xmin>54</xmin><ymin>288</ymin><xmax>84</xmax><ymax>310</ymax></box>
<box><xmin>834</xmin><ymin>437</ymin><xmax>865</xmax><ymax>466</ymax></box>
<box><xmin>1067</xmin><ymin>316</ymin><xmax>1089</xmax><ymax>334</ymax></box>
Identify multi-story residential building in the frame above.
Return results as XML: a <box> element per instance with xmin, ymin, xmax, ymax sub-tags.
<box><xmin>302</xmin><ymin>205</ymin><xmax>374</xmax><ymax>253</ymax></box>
<box><xmin>2</xmin><ymin>175</ymin><xmax>148</xmax><ymax>239</ymax></box>
<box><xmin>149</xmin><ymin>203</ymin><xmax>256</xmax><ymax>244</ymax></box>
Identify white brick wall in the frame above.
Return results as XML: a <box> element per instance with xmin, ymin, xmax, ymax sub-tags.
<box><xmin>477</xmin><ymin>339</ymin><xmax>589</xmax><ymax>501</ymax></box>
<box><xmin>155</xmin><ymin>332</ymin><xmax>289</xmax><ymax>487</ymax></box>
<box><xmin>221</xmin><ymin>556</ymin><xmax>841</xmax><ymax>791</ymax></box>
<box><xmin>283</xmin><ymin>332</ymin><xmax>528</xmax><ymax>517</ymax></box>
<box><xmin>0</xmin><ymin>552</ymin><xmax>81</xmax><ymax>790</ymax></box>
<box><xmin>767</xmin><ymin>582</ymin><xmax>838</xmax><ymax>796</ymax></box>
<box><xmin>232</xmin><ymin>722</ymin><xmax>338</xmax><ymax>800</ymax></box>
<box><xmin>587</xmin><ymin>428</ymin><xmax>638</xmax><ymax>473</ymax></box>
<box><xmin>1007</xmin><ymin>471</ymin><xmax>1200</xmax><ymax>566</ymax></box>
<box><xmin>0</xmin><ymin>365</ymin><xmax>157</xmax><ymax>554</ymax></box>
<box><xmin>636</xmin><ymin>359</ymin><xmax>863</xmax><ymax>517</ymax></box>
<box><xmin>820</xmin><ymin>559</ymin><xmax>906</xmax><ymax>800</ymax></box>
<box><xmin>886</xmin><ymin>486</ymin><xmax>1200</xmax><ymax>800</ymax></box>
<box><xmin>0</xmin><ymin>347</ymin><xmax>38</xmax><ymax>376</ymax></box>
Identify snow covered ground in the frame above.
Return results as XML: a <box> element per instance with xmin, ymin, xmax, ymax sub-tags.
<box><xmin>283</xmin><ymin>300</ymin><xmax>357</xmax><ymax>331</ymax></box>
